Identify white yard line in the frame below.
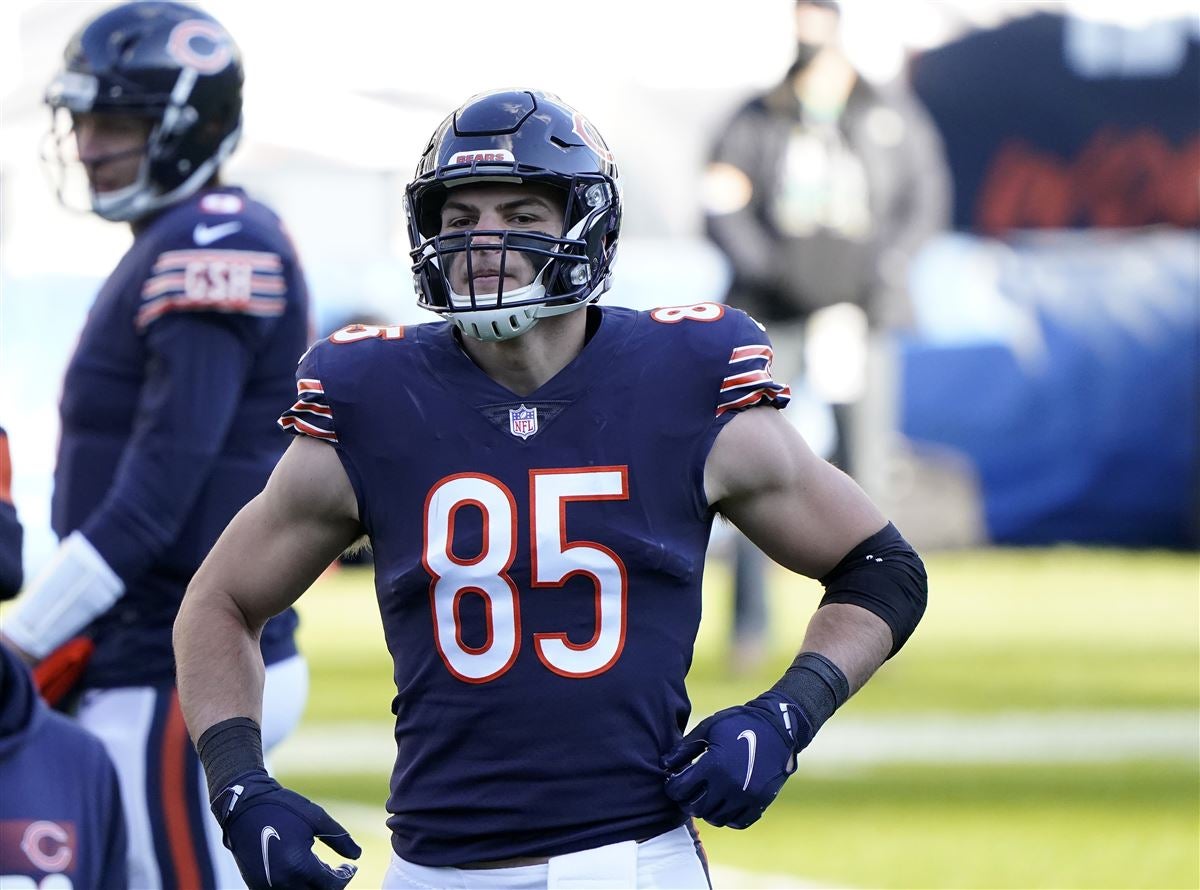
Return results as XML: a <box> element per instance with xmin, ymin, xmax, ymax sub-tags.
<box><xmin>271</xmin><ymin>711</ymin><xmax>1199</xmax><ymax>776</ymax></box>
<box><xmin>804</xmin><ymin>710</ymin><xmax>1200</xmax><ymax>768</ymax></box>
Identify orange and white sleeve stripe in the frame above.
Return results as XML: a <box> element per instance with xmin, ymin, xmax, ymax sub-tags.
<box><xmin>715</xmin><ymin>344</ymin><xmax>792</xmax><ymax>416</ymax></box>
<box><xmin>277</xmin><ymin>378</ymin><xmax>337</xmax><ymax>442</ymax></box>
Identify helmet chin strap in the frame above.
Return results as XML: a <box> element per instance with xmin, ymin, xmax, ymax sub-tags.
<box><xmin>90</xmin><ymin>174</ymin><xmax>149</xmax><ymax>222</ymax></box>
<box><xmin>450</xmin><ymin>303</ymin><xmax>543</xmax><ymax>342</ymax></box>
<box><xmin>445</xmin><ymin>275</ymin><xmax>547</xmax><ymax>342</ymax></box>
<box><xmin>447</xmin><ymin>282</ymin><xmax>604</xmax><ymax>342</ymax></box>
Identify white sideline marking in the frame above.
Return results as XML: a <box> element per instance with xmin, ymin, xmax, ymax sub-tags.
<box><xmin>272</xmin><ymin>711</ymin><xmax>1200</xmax><ymax>776</ymax></box>
<box><xmin>806</xmin><ymin>710</ymin><xmax>1200</xmax><ymax>769</ymax></box>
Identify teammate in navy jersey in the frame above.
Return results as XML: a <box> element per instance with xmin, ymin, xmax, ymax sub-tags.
<box><xmin>0</xmin><ymin>642</ymin><xmax>128</xmax><ymax>889</ymax></box>
<box><xmin>175</xmin><ymin>89</ymin><xmax>928</xmax><ymax>889</ymax></box>
<box><xmin>1</xmin><ymin>4</ymin><xmax>311</xmax><ymax>888</ymax></box>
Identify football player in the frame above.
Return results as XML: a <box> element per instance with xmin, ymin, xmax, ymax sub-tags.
<box><xmin>0</xmin><ymin>3</ymin><xmax>311</xmax><ymax>888</ymax></box>
<box><xmin>174</xmin><ymin>89</ymin><xmax>927</xmax><ymax>889</ymax></box>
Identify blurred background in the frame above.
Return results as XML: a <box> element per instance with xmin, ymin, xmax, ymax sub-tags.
<box><xmin>1</xmin><ymin>1</ymin><xmax>1197</xmax><ymax>887</ymax></box>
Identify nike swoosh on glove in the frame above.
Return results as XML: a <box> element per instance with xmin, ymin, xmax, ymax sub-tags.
<box><xmin>662</xmin><ymin>692</ymin><xmax>814</xmax><ymax>829</ymax></box>
<box><xmin>212</xmin><ymin>769</ymin><xmax>361</xmax><ymax>889</ymax></box>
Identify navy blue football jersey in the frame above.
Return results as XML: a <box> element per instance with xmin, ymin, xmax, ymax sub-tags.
<box><xmin>279</xmin><ymin>303</ymin><xmax>790</xmax><ymax>866</ymax></box>
<box><xmin>53</xmin><ymin>187</ymin><xmax>310</xmax><ymax>687</ymax></box>
<box><xmin>0</xmin><ymin>645</ymin><xmax>126</xmax><ymax>889</ymax></box>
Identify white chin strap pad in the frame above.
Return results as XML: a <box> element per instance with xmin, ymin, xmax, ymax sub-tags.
<box><xmin>4</xmin><ymin>531</ymin><xmax>125</xmax><ymax>658</ymax></box>
<box><xmin>452</xmin><ymin>304</ymin><xmax>541</xmax><ymax>342</ymax></box>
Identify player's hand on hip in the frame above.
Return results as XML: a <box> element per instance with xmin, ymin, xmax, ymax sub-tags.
<box><xmin>211</xmin><ymin>769</ymin><xmax>361</xmax><ymax>889</ymax></box>
<box><xmin>662</xmin><ymin>692</ymin><xmax>814</xmax><ymax>829</ymax></box>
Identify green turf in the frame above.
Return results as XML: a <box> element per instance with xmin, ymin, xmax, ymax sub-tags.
<box><xmin>698</xmin><ymin>760</ymin><xmax>1200</xmax><ymax>889</ymax></box>
<box><xmin>281</xmin><ymin>548</ymin><xmax>1200</xmax><ymax>889</ymax></box>
<box><xmin>278</xmin><ymin>761</ymin><xmax>1200</xmax><ymax>890</ymax></box>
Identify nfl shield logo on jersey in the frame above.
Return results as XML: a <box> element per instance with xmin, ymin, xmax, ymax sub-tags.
<box><xmin>509</xmin><ymin>404</ymin><xmax>538</xmax><ymax>439</ymax></box>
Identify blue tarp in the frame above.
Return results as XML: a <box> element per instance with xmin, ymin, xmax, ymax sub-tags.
<box><xmin>901</xmin><ymin>230</ymin><xmax>1199</xmax><ymax>548</ymax></box>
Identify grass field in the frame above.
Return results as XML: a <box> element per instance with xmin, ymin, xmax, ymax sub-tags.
<box><xmin>276</xmin><ymin>547</ymin><xmax>1200</xmax><ymax>889</ymax></box>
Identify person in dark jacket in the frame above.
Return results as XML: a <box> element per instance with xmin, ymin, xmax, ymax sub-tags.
<box><xmin>703</xmin><ymin>0</ymin><xmax>948</xmax><ymax>670</ymax></box>
<box><xmin>0</xmin><ymin>641</ymin><xmax>127</xmax><ymax>888</ymax></box>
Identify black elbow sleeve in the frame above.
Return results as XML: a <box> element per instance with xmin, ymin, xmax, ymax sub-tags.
<box><xmin>818</xmin><ymin>522</ymin><xmax>928</xmax><ymax>658</ymax></box>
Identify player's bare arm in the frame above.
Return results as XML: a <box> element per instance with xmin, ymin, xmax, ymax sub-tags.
<box><xmin>174</xmin><ymin>435</ymin><xmax>362</xmax><ymax>736</ymax></box>
<box><xmin>666</xmin><ymin>402</ymin><xmax>926</xmax><ymax>830</ymax></box>
<box><xmin>703</xmin><ymin>403</ymin><xmax>893</xmax><ymax>688</ymax></box>
<box><xmin>173</xmin><ymin>435</ymin><xmax>364</xmax><ymax>888</ymax></box>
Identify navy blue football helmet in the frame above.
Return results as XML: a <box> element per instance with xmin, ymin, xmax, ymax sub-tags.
<box><xmin>43</xmin><ymin>1</ymin><xmax>243</xmax><ymax>221</ymax></box>
<box><xmin>406</xmin><ymin>89</ymin><xmax>622</xmax><ymax>341</ymax></box>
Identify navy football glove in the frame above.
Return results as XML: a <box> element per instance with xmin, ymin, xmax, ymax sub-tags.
<box><xmin>211</xmin><ymin>769</ymin><xmax>360</xmax><ymax>890</ymax></box>
<box><xmin>662</xmin><ymin>692</ymin><xmax>814</xmax><ymax>829</ymax></box>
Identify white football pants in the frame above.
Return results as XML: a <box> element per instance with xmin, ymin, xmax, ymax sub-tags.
<box><xmin>382</xmin><ymin>823</ymin><xmax>712</xmax><ymax>890</ymax></box>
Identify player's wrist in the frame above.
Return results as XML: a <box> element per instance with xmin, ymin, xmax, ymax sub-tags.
<box><xmin>765</xmin><ymin>651</ymin><xmax>849</xmax><ymax>742</ymax></box>
<box><xmin>4</xmin><ymin>531</ymin><xmax>124</xmax><ymax>658</ymax></box>
<box><xmin>743</xmin><ymin>690</ymin><xmax>814</xmax><ymax>756</ymax></box>
<box><xmin>196</xmin><ymin>716</ymin><xmax>267</xmax><ymax>804</ymax></box>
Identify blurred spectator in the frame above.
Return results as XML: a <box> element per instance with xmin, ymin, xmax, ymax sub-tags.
<box><xmin>702</xmin><ymin>0</ymin><xmax>949</xmax><ymax>670</ymax></box>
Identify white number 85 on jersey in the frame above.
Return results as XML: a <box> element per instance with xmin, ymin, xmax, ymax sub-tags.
<box><xmin>423</xmin><ymin>467</ymin><xmax>629</xmax><ymax>683</ymax></box>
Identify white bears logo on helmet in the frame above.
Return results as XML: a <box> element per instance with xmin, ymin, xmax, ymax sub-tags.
<box><xmin>571</xmin><ymin>113</ymin><xmax>615</xmax><ymax>164</ymax></box>
<box><xmin>166</xmin><ymin>20</ymin><xmax>234</xmax><ymax>74</ymax></box>
<box><xmin>453</xmin><ymin>149</ymin><xmax>517</xmax><ymax>165</ymax></box>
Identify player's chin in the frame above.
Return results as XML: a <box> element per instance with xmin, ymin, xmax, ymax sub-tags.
<box><xmin>466</xmin><ymin>274</ymin><xmax>531</xmax><ymax>298</ymax></box>
<box><xmin>86</xmin><ymin>168</ymin><xmax>139</xmax><ymax>193</ymax></box>
<box><xmin>470</xmin><ymin>275</ymin><xmax>504</xmax><ymax>294</ymax></box>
